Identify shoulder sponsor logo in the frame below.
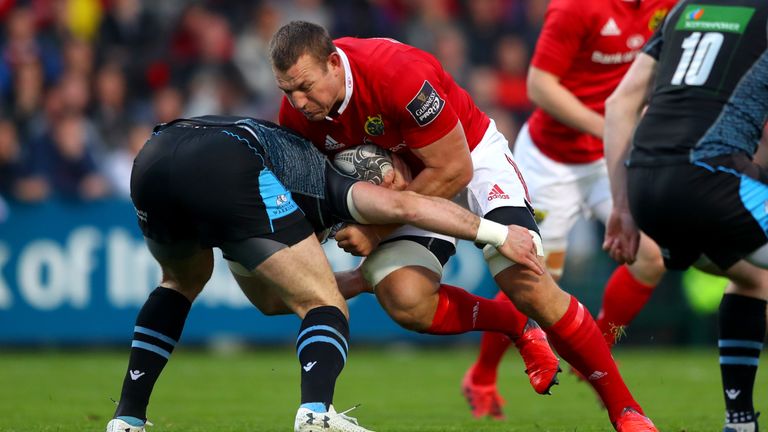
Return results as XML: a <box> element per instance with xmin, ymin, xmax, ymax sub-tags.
<box><xmin>600</xmin><ymin>18</ymin><xmax>622</xmax><ymax>36</ymax></box>
<box><xmin>406</xmin><ymin>80</ymin><xmax>445</xmax><ymax>127</ymax></box>
<box><xmin>325</xmin><ymin>135</ymin><xmax>345</xmax><ymax>150</ymax></box>
<box><xmin>676</xmin><ymin>4</ymin><xmax>755</xmax><ymax>34</ymax></box>
<box><xmin>364</xmin><ymin>114</ymin><xmax>385</xmax><ymax>136</ymax></box>
<box><xmin>649</xmin><ymin>8</ymin><xmax>669</xmax><ymax>31</ymax></box>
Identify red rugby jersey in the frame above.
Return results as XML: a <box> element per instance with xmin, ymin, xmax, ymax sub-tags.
<box><xmin>279</xmin><ymin>37</ymin><xmax>490</xmax><ymax>172</ymax></box>
<box><xmin>527</xmin><ymin>0</ymin><xmax>675</xmax><ymax>163</ymax></box>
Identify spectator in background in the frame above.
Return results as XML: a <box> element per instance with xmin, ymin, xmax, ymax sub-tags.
<box><xmin>401</xmin><ymin>0</ymin><xmax>456</xmax><ymax>53</ymax></box>
<box><xmin>461</xmin><ymin>0</ymin><xmax>513</xmax><ymax>66</ymax></box>
<box><xmin>495</xmin><ymin>34</ymin><xmax>531</xmax><ymax>122</ymax></box>
<box><xmin>103</xmin><ymin>122</ymin><xmax>151</xmax><ymax>198</ymax></box>
<box><xmin>61</xmin><ymin>37</ymin><xmax>95</xmax><ymax>78</ymax></box>
<box><xmin>9</xmin><ymin>59</ymin><xmax>44</xmax><ymax>141</ymax></box>
<box><xmin>234</xmin><ymin>2</ymin><xmax>283</xmax><ymax>119</ymax></box>
<box><xmin>17</xmin><ymin>112</ymin><xmax>108</xmax><ymax>201</ymax></box>
<box><xmin>92</xmin><ymin>62</ymin><xmax>132</xmax><ymax>151</ymax></box>
<box><xmin>97</xmin><ymin>0</ymin><xmax>161</xmax><ymax>97</ymax></box>
<box><xmin>0</xmin><ymin>6</ymin><xmax>62</xmax><ymax>98</ymax></box>
<box><xmin>151</xmin><ymin>86</ymin><xmax>184</xmax><ymax>124</ymax></box>
<box><xmin>0</xmin><ymin>119</ymin><xmax>22</xmax><ymax>200</ymax></box>
<box><xmin>432</xmin><ymin>25</ymin><xmax>471</xmax><ymax>87</ymax></box>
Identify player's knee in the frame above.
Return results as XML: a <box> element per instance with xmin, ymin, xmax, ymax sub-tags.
<box><xmin>631</xmin><ymin>240</ymin><xmax>666</xmax><ymax>284</ymax></box>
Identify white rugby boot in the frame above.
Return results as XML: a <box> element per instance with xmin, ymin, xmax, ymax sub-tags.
<box><xmin>294</xmin><ymin>404</ymin><xmax>374</xmax><ymax>432</ymax></box>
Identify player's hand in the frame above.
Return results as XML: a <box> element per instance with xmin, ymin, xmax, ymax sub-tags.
<box><xmin>335</xmin><ymin>224</ymin><xmax>381</xmax><ymax>256</ymax></box>
<box><xmin>389</xmin><ymin>153</ymin><xmax>411</xmax><ymax>191</ymax></box>
<box><xmin>602</xmin><ymin>207</ymin><xmax>640</xmax><ymax>264</ymax></box>
<box><xmin>496</xmin><ymin>226</ymin><xmax>546</xmax><ymax>275</ymax></box>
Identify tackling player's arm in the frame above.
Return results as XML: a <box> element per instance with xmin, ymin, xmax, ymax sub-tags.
<box><xmin>527</xmin><ymin>5</ymin><xmax>603</xmax><ymax>137</ymax></box>
<box><xmin>528</xmin><ymin>67</ymin><xmax>604</xmax><ymax>138</ymax></box>
<box><xmin>602</xmin><ymin>52</ymin><xmax>658</xmax><ymax>263</ymax></box>
<box><xmin>344</xmin><ymin>182</ymin><xmax>544</xmax><ymax>274</ymax></box>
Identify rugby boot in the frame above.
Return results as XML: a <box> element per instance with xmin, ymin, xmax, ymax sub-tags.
<box><xmin>514</xmin><ymin>319</ymin><xmax>561</xmax><ymax>394</ymax></box>
<box><xmin>106</xmin><ymin>417</ymin><xmax>151</xmax><ymax>432</ymax></box>
<box><xmin>724</xmin><ymin>412</ymin><xmax>759</xmax><ymax>432</ymax></box>
<box><xmin>461</xmin><ymin>366</ymin><xmax>506</xmax><ymax>420</ymax></box>
<box><xmin>614</xmin><ymin>407</ymin><xmax>658</xmax><ymax>432</ymax></box>
<box><xmin>295</xmin><ymin>404</ymin><xmax>374</xmax><ymax>432</ymax></box>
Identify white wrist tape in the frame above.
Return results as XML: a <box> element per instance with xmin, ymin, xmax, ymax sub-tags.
<box><xmin>475</xmin><ymin>218</ymin><xmax>508</xmax><ymax>248</ymax></box>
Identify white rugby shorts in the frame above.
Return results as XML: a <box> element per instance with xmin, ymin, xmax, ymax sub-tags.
<box><xmin>512</xmin><ymin>123</ymin><xmax>612</xmax><ymax>252</ymax></box>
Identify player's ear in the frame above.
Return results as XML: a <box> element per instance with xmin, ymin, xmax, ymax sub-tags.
<box><xmin>327</xmin><ymin>51</ymin><xmax>342</xmax><ymax>70</ymax></box>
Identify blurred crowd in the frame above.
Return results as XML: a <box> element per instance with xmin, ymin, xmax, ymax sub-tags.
<box><xmin>0</xmin><ymin>0</ymin><xmax>545</xmax><ymax>203</ymax></box>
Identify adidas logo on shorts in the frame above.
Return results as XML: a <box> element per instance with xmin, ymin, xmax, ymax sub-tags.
<box><xmin>487</xmin><ymin>184</ymin><xmax>510</xmax><ymax>201</ymax></box>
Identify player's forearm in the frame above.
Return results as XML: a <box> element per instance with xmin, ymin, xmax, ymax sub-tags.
<box><xmin>604</xmin><ymin>54</ymin><xmax>657</xmax><ymax>208</ymax></box>
<box><xmin>350</xmin><ymin>183</ymin><xmax>501</xmax><ymax>244</ymax></box>
<box><xmin>528</xmin><ymin>66</ymin><xmax>604</xmax><ymax>138</ymax></box>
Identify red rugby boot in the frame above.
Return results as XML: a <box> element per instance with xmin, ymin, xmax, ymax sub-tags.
<box><xmin>514</xmin><ymin>319</ymin><xmax>561</xmax><ymax>395</ymax></box>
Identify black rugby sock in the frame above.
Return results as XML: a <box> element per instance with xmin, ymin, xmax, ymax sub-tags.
<box><xmin>115</xmin><ymin>287</ymin><xmax>191</xmax><ymax>420</ymax></box>
<box><xmin>719</xmin><ymin>293</ymin><xmax>766</xmax><ymax>424</ymax></box>
<box><xmin>297</xmin><ymin>306</ymin><xmax>350</xmax><ymax>412</ymax></box>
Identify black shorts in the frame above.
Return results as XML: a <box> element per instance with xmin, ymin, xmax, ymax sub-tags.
<box><xmin>130</xmin><ymin>121</ymin><xmax>312</xmax><ymax>266</ymax></box>
<box><xmin>627</xmin><ymin>153</ymin><xmax>768</xmax><ymax>270</ymax></box>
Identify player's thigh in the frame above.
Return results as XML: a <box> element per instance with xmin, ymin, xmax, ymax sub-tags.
<box><xmin>722</xmin><ymin>260</ymin><xmax>768</xmax><ymax>298</ymax></box>
<box><xmin>144</xmin><ymin>238</ymin><xmax>214</xmax><ymax>300</ymax></box>
<box><xmin>247</xmin><ymin>234</ymin><xmax>345</xmax><ymax>319</ymax></box>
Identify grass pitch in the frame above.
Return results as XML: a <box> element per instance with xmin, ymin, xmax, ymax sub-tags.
<box><xmin>0</xmin><ymin>347</ymin><xmax>764</xmax><ymax>431</ymax></box>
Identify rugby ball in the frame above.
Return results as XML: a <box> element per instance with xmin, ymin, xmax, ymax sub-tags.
<box><xmin>332</xmin><ymin>144</ymin><xmax>394</xmax><ymax>185</ymax></box>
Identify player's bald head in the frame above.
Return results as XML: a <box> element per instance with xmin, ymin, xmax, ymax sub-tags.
<box><xmin>269</xmin><ymin>21</ymin><xmax>336</xmax><ymax>72</ymax></box>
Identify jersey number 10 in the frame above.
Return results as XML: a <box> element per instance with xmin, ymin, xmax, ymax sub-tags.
<box><xmin>671</xmin><ymin>32</ymin><xmax>724</xmax><ymax>86</ymax></box>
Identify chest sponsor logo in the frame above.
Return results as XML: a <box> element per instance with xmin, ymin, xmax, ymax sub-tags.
<box><xmin>324</xmin><ymin>135</ymin><xmax>345</xmax><ymax>150</ymax></box>
<box><xmin>626</xmin><ymin>34</ymin><xmax>645</xmax><ymax>49</ymax></box>
<box><xmin>406</xmin><ymin>80</ymin><xmax>445</xmax><ymax>127</ymax></box>
<box><xmin>676</xmin><ymin>4</ymin><xmax>755</xmax><ymax>34</ymax></box>
<box><xmin>591</xmin><ymin>50</ymin><xmax>638</xmax><ymax>64</ymax></box>
<box><xmin>364</xmin><ymin>114</ymin><xmax>385</xmax><ymax>136</ymax></box>
<box><xmin>600</xmin><ymin>18</ymin><xmax>622</xmax><ymax>36</ymax></box>
<box><xmin>649</xmin><ymin>8</ymin><xmax>669</xmax><ymax>31</ymax></box>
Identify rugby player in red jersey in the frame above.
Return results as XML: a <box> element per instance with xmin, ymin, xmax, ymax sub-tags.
<box><xmin>462</xmin><ymin>0</ymin><xmax>675</xmax><ymax>420</ymax></box>
<box><xmin>269</xmin><ymin>21</ymin><xmax>657</xmax><ymax>431</ymax></box>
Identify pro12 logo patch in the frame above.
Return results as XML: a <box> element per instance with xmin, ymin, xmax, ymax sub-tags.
<box><xmin>406</xmin><ymin>80</ymin><xmax>445</xmax><ymax>127</ymax></box>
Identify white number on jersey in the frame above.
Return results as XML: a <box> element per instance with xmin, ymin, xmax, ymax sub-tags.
<box><xmin>671</xmin><ymin>32</ymin><xmax>724</xmax><ymax>86</ymax></box>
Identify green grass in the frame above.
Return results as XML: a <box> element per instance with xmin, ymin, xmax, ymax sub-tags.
<box><xmin>0</xmin><ymin>347</ymin><xmax>764</xmax><ymax>431</ymax></box>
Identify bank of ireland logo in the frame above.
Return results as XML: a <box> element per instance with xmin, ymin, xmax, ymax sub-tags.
<box><xmin>364</xmin><ymin>114</ymin><xmax>385</xmax><ymax>136</ymax></box>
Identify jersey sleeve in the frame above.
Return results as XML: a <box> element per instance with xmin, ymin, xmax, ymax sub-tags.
<box><xmin>642</xmin><ymin>27</ymin><xmax>664</xmax><ymax>60</ymax></box>
<box><xmin>530</xmin><ymin>0</ymin><xmax>589</xmax><ymax>77</ymax></box>
<box><xmin>386</xmin><ymin>58</ymin><xmax>460</xmax><ymax>149</ymax></box>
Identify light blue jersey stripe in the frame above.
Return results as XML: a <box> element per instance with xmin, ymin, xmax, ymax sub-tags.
<box><xmin>719</xmin><ymin>339</ymin><xmax>764</xmax><ymax>350</ymax></box>
<box><xmin>134</xmin><ymin>326</ymin><xmax>177</xmax><ymax>346</ymax></box>
<box><xmin>297</xmin><ymin>325</ymin><xmax>349</xmax><ymax>351</ymax></box>
<box><xmin>132</xmin><ymin>341</ymin><xmax>172</xmax><ymax>359</ymax></box>
<box><xmin>297</xmin><ymin>336</ymin><xmax>347</xmax><ymax>364</ymax></box>
<box><xmin>720</xmin><ymin>356</ymin><xmax>760</xmax><ymax>366</ymax></box>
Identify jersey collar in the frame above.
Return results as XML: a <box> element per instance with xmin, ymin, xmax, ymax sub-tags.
<box><xmin>327</xmin><ymin>46</ymin><xmax>353</xmax><ymax>120</ymax></box>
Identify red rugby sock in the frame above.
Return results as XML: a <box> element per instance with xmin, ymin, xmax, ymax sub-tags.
<box><xmin>545</xmin><ymin>296</ymin><xmax>641</xmax><ymax>422</ymax></box>
<box><xmin>596</xmin><ymin>265</ymin><xmax>656</xmax><ymax>347</ymax></box>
